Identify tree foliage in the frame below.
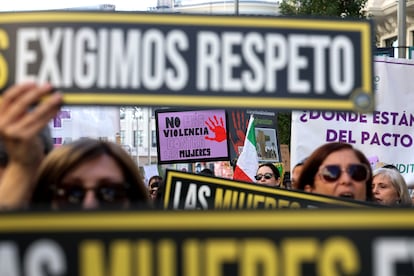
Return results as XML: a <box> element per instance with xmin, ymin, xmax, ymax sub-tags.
<box><xmin>276</xmin><ymin>0</ymin><xmax>368</xmax><ymax>150</ymax></box>
<box><xmin>279</xmin><ymin>0</ymin><xmax>367</xmax><ymax>18</ymax></box>
<box><xmin>277</xmin><ymin>112</ymin><xmax>291</xmax><ymax>146</ymax></box>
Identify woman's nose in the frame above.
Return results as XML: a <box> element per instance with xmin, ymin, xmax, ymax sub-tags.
<box><xmin>339</xmin><ymin>170</ymin><xmax>353</xmax><ymax>185</ymax></box>
<box><xmin>82</xmin><ymin>190</ymin><xmax>99</xmax><ymax>209</ymax></box>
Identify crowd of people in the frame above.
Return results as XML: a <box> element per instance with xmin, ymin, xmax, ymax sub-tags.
<box><xmin>252</xmin><ymin>143</ymin><xmax>412</xmax><ymax>207</ymax></box>
<box><xmin>0</xmin><ymin>83</ymin><xmax>150</xmax><ymax>210</ymax></box>
<box><xmin>0</xmin><ymin>82</ymin><xmax>412</xmax><ymax>210</ymax></box>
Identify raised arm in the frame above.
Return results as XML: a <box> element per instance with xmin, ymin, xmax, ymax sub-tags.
<box><xmin>0</xmin><ymin>83</ymin><xmax>62</xmax><ymax>209</ymax></box>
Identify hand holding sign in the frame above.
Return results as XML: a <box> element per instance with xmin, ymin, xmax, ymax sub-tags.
<box><xmin>205</xmin><ymin>115</ymin><xmax>226</xmax><ymax>142</ymax></box>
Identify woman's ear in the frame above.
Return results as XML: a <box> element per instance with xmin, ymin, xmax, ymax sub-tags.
<box><xmin>304</xmin><ymin>184</ymin><xmax>312</xmax><ymax>193</ymax></box>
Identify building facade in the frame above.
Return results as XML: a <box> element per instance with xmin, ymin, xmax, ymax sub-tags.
<box><xmin>154</xmin><ymin>0</ymin><xmax>279</xmax><ymax>14</ymax></box>
<box><xmin>365</xmin><ymin>0</ymin><xmax>414</xmax><ymax>57</ymax></box>
<box><xmin>120</xmin><ymin>107</ymin><xmax>158</xmax><ymax>166</ymax></box>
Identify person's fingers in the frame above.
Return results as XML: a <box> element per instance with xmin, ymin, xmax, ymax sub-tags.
<box><xmin>0</xmin><ymin>82</ymin><xmax>37</xmax><ymax>111</ymax></box>
<box><xmin>0</xmin><ymin>83</ymin><xmax>56</xmax><ymax>136</ymax></box>
<box><xmin>0</xmin><ymin>82</ymin><xmax>37</xmax><ymax>128</ymax></box>
<box><xmin>4</xmin><ymin>91</ymin><xmax>62</xmax><ymax>140</ymax></box>
<box><xmin>5</xmin><ymin>83</ymin><xmax>54</xmax><ymax>121</ymax></box>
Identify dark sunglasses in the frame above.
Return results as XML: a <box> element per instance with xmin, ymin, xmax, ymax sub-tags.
<box><xmin>52</xmin><ymin>183</ymin><xmax>129</xmax><ymax>205</ymax></box>
<box><xmin>255</xmin><ymin>173</ymin><xmax>274</xmax><ymax>181</ymax></box>
<box><xmin>319</xmin><ymin>164</ymin><xmax>369</xmax><ymax>182</ymax></box>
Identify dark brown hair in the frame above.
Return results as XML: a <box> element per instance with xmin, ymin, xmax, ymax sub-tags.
<box><xmin>258</xmin><ymin>162</ymin><xmax>281</xmax><ymax>178</ymax></box>
<box><xmin>297</xmin><ymin>142</ymin><xmax>373</xmax><ymax>201</ymax></box>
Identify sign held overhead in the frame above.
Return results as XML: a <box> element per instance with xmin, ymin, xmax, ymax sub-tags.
<box><xmin>0</xmin><ymin>12</ymin><xmax>374</xmax><ymax>111</ymax></box>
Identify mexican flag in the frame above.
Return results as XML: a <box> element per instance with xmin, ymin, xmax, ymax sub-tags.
<box><xmin>233</xmin><ymin>115</ymin><xmax>259</xmax><ymax>182</ymax></box>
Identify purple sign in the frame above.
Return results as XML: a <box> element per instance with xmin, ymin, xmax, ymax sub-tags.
<box><xmin>155</xmin><ymin>109</ymin><xmax>229</xmax><ymax>164</ymax></box>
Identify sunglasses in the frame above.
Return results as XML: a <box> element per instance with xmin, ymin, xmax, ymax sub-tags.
<box><xmin>52</xmin><ymin>183</ymin><xmax>129</xmax><ymax>206</ymax></box>
<box><xmin>319</xmin><ymin>164</ymin><xmax>369</xmax><ymax>182</ymax></box>
<box><xmin>255</xmin><ymin>173</ymin><xmax>274</xmax><ymax>181</ymax></box>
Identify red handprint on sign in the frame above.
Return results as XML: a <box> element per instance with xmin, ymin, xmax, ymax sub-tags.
<box><xmin>205</xmin><ymin>115</ymin><xmax>226</xmax><ymax>142</ymax></box>
<box><xmin>229</xmin><ymin>111</ymin><xmax>248</xmax><ymax>155</ymax></box>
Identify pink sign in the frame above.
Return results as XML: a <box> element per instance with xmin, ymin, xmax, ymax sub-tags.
<box><xmin>155</xmin><ymin>109</ymin><xmax>229</xmax><ymax>164</ymax></box>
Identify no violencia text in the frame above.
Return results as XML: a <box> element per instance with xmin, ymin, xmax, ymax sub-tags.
<box><xmin>0</xmin><ymin>12</ymin><xmax>373</xmax><ymax>110</ymax></box>
<box><xmin>300</xmin><ymin>111</ymin><xmax>414</xmax><ymax>147</ymax></box>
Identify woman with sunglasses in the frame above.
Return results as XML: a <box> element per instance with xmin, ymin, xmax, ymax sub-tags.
<box><xmin>372</xmin><ymin>167</ymin><xmax>411</xmax><ymax>206</ymax></box>
<box><xmin>297</xmin><ymin>142</ymin><xmax>373</xmax><ymax>201</ymax></box>
<box><xmin>255</xmin><ymin>162</ymin><xmax>281</xmax><ymax>187</ymax></box>
<box><xmin>31</xmin><ymin>138</ymin><xmax>149</xmax><ymax>209</ymax></box>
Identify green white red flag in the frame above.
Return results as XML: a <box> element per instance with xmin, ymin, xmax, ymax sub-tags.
<box><xmin>233</xmin><ymin>115</ymin><xmax>259</xmax><ymax>182</ymax></box>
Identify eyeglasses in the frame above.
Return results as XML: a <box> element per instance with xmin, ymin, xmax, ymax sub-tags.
<box><xmin>52</xmin><ymin>183</ymin><xmax>129</xmax><ymax>206</ymax></box>
<box><xmin>319</xmin><ymin>164</ymin><xmax>369</xmax><ymax>183</ymax></box>
<box><xmin>255</xmin><ymin>173</ymin><xmax>274</xmax><ymax>181</ymax></box>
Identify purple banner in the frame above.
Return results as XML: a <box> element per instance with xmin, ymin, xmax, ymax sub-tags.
<box><xmin>155</xmin><ymin>109</ymin><xmax>229</xmax><ymax>164</ymax></box>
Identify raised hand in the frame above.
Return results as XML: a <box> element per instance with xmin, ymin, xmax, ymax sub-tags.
<box><xmin>204</xmin><ymin>115</ymin><xmax>226</xmax><ymax>142</ymax></box>
<box><xmin>0</xmin><ymin>82</ymin><xmax>62</xmax><ymax>165</ymax></box>
<box><xmin>0</xmin><ymin>82</ymin><xmax>63</xmax><ymax>208</ymax></box>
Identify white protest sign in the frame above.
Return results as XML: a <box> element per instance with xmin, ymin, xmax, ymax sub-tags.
<box><xmin>291</xmin><ymin>56</ymin><xmax>414</xmax><ymax>185</ymax></box>
<box><xmin>50</xmin><ymin>106</ymin><xmax>120</xmax><ymax>145</ymax></box>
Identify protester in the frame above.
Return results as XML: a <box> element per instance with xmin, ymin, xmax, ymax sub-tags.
<box><xmin>297</xmin><ymin>142</ymin><xmax>373</xmax><ymax>201</ymax></box>
<box><xmin>148</xmin><ymin>175</ymin><xmax>163</xmax><ymax>202</ymax></box>
<box><xmin>372</xmin><ymin>167</ymin><xmax>411</xmax><ymax>207</ymax></box>
<box><xmin>31</xmin><ymin>138</ymin><xmax>149</xmax><ymax>209</ymax></box>
<box><xmin>199</xmin><ymin>168</ymin><xmax>214</xmax><ymax>176</ymax></box>
<box><xmin>255</xmin><ymin>162</ymin><xmax>281</xmax><ymax>187</ymax></box>
<box><xmin>0</xmin><ymin>83</ymin><xmax>149</xmax><ymax>210</ymax></box>
<box><xmin>148</xmin><ymin>175</ymin><xmax>163</xmax><ymax>189</ymax></box>
<box><xmin>291</xmin><ymin>158</ymin><xmax>306</xmax><ymax>190</ymax></box>
<box><xmin>0</xmin><ymin>82</ymin><xmax>62</xmax><ymax>208</ymax></box>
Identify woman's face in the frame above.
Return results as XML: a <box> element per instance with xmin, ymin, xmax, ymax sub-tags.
<box><xmin>255</xmin><ymin>166</ymin><xmax>280</xmax><ymax>187</ymax></box>
<box><xmin>149</xmin><ymin>179</ymin><xmax>161</xmax><ymax>201</ymax></box>
<box><xmin>372</xmin><ymin>174</ymin><xmax>399</xmax><ymax>205</ymax></box>
<box><xmin>291</xmin><ymin>164</ymin><xmax>304</xmax><ymax>190</ymax></box>
<box><xmin>52</xmin><ymin>154</ymin><xmax>129</xmax><ymax>209</ymax></box>
<box><xmin>305</xmin><ymin>149</ymin><xmax>368</xmax><ymax>201</ymax></box>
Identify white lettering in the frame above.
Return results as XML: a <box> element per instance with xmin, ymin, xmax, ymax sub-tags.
<box><xmin>196</xmin><ymin>31</ymin><xmax>220</xmax><ymax>91</ymax></box>
<box><xmin>16</xmin><ymin>28</ymin><xmax>37</xmax><ymax>82</ymax></box>
<box><xmin>222</xmin><ymin>32</ymin><xmax>242</xmax><ymax>91</ymax></box>
<box><xmin>25</xmin><ymin>239</ymin><xmax>66</xmax><ymax>276</ymax></box>
<box><xmin>0</xmin><ymin>242</ymin><xmax>20</xmax><ymax>276</ymax></box>
<box><xmin>288</xmin><ymin>34</ymin><xmax>310</xmax><ymax>93</ymax></box>
<box><xmin>166</xmin><ymin>30</ymin><xmax>189</xmax><ymax>90</ymax></box>
<box><xmin>330</xmin><ymin>36</ymin><xmax>354</xmax><ymax>95</ymax></box>
<box><xmin>374</xmin><ymin>238</ymin><xmax>414</xmax><ymax>276</ymax></box>
<box><xmin>265</xmin><ymin>33</ymin><xmax>287</xmax><ymax>92</ymax></box>
<box><xmin>241</xmin><ymin>32</ymin><xmax>264</xmax><ymax>93</ymax></box>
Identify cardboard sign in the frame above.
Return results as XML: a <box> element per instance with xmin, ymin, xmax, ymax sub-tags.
<box><xmin>162</xmin><ymin>170</ymin><xmax>372</xmax><ymax>209</ymax></box>
<box><xmin>0</xmin><ymin>11</ymin><xmax>374</xmax><ymax>111</ymax></box>
<box><xmin>0</xmin><ymin>209</ymin><xmax>413</xmax><ymax>276</ymax></box>
<box><xmin>155</xmin><ymin>109</ymin><xmax>229</xmax><ymax>164</ymax></box>
<box><xmin>228</xmin><ymin>109</ymin><xmax>281</xmax><ymax>163</ymax></box>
